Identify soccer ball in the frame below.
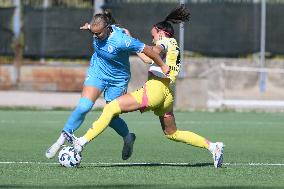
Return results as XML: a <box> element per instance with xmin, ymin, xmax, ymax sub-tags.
<box><xmin>58</xmin><ymin>146</ymin><xmax>82</xmax><ymax>168</ymax></box>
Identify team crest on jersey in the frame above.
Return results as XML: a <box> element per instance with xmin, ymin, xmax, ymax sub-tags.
<box><xmin>125</xmin><ymin>39</ymin><xmax>131</xmax><ymax>47</ymax></box>
<box><xmin>108</xmin><ymin>45</ymin><xmax>114</xmax><ymax>53</ymax></box>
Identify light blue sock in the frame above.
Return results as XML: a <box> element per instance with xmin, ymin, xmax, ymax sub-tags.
<box><xmin>63</xmin><ymin>97</ymin><xmax>94</xmax><ymax>133</ymax></box>
<box><xmin>109</xmin><ymin>116</ymin><xmax>129</xmax><ymax>138</ymax></box>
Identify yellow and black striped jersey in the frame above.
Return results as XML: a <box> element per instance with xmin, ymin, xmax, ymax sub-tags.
<box><xmin>149</xmin><ymin>37</ymin><xmax>181</xmax><ymax>83</ymax></box>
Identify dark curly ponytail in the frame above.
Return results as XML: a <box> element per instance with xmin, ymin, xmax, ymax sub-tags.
<box><xmin>154</xmin><ymin>4</ymin><xmax>190</xmax><ymax>37</ymax></box>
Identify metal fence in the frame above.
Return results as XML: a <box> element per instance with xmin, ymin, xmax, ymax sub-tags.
<box><xmin>0</xmin><ymin>7</ymin><xmax>14</xmax><ymax>55</ymax></box>
<box><xmin>0</xmin><ymin>0</ymin><xmax>283</xmax><ymax>58</ymax></box>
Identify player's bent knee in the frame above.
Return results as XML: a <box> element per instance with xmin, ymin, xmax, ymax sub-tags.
<box><xmin>163</xmin><ymin>111</ymin><xmax>174</xmax><ymax>118</ymax></box>
<box><xmin>105</xmin><ymin>100</ymin><xmax>122</xmax><ymax>116</ymax></box>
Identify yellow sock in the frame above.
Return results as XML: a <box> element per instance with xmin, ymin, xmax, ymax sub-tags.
<box><xmin>166</xmin><ymin>130</ymin><xmax>209</xmax><ymax>149</ymax></box>
<box><xmin>84</xmin><ymin>100</ymin><xmax>121</xmax><ymax>142</ymax></box>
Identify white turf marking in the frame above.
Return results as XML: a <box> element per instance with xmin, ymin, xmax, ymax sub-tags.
<box><xmin>0</xmin><ymin>161</ymin><xmax>283</xmax><ymax>167</ymax></box>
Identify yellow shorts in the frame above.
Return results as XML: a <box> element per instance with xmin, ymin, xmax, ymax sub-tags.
<box><xmin>130</xmin><ymin>76</ymin><xmax>174</xmax><ymax>116</ymax></box>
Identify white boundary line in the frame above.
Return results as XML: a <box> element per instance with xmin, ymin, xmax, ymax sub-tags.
<box><xmin>0</xmin><ymin>161</ymin><xmax>283</xmax><ymax>166</ymax></box>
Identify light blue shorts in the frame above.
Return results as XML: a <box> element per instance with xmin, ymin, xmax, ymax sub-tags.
<box><xmin>84</xmin><ymin>74</ymin><xmax>128</xmax><ymax>102</ymax></box>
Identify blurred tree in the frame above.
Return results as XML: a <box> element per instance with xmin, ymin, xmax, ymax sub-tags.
<box><xmin>0</xmin><ymin>0</ymin><xmax>93</xmax><ymax>8</ymax></box>
<box><xmin>0</xmin><ymin>0</ymin><xmax>13</xmax><ymax>7</ymax></box>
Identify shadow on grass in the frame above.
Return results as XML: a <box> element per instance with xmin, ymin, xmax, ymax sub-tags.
<box><xmin>0</xmin><ymin>185</ymin><xmax>282</xmax><ymax>189</ymax></box>
<box><xmin>81</xmin><ymin>162</ymin><xmax>213</xmax><ymax>168</ymax></box>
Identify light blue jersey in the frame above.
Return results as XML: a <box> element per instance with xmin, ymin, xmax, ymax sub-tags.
<box><xmin>84</xmin><ymin>25</ymin><xmax>145</xmax><ymax>101</ymax></box>
<box><xmin>87</xmin><ymin>25</ymin><xmax>145</xmax><ymax>85</ymax></box>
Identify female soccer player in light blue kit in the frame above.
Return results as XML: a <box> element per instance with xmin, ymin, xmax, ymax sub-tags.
<box><xmin>45</xmin><ymin>10</ymin><xmax>169</xmax><ymax>160</ymax></box>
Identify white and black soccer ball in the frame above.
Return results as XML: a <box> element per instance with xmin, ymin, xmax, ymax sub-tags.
<box><xmin>58</xmin><ymin>146</ymin><xmax>82</xmax><ymax>168</ymax></box>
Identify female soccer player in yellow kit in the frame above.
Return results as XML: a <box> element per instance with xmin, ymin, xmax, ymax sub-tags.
<box><xmin>69</xmin><ymin>5</ymin><xmax>224</xmax><ymax>168</ymax></box>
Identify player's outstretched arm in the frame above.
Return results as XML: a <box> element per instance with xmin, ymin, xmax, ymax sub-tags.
<box><xmin>137</xmin><ymin>53</ymin><xmax>152</xmax><ymax>64</ymax></box>
<box><xmin>142</xmin><ymin>45</ymin><xmax>169</xmax><ymax>75</ymax></box>
<box><xmin>137</xmin><ymin>45</ymin><xmax>164</xmax><ymax>64</ymax></box>
<box><xmin>80</xmin><ymin>23</ymin><xmax>90</xmax><ymax>30</ymax></box>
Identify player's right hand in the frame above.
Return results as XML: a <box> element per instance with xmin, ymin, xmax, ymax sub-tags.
<box><xmin>80</xmin><ymin>23</ymin><xmax>90</xmax><ymax>30</ymax></box>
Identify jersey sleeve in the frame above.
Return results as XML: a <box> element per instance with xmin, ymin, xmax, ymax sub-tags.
<box><xmin>156</xmin><ymin>38</ymin><xmax>168</xmax><ymax>51</ymax></box>
<box><xmin>122</xmin><ymin>35</ymin><xmax>145</xmax><ymax>53</ymax></box>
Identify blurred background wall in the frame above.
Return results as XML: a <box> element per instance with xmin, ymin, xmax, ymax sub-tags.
<box><xmin>0</xmin><ymin>0</ymin><xmax>284</xmax><ymax>111</ymax></box>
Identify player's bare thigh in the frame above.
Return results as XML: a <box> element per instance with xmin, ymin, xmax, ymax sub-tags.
<box><xmin>117</xmin><ymin>93</ymin><xmax>141</xmax><ymax>112</ymax></box>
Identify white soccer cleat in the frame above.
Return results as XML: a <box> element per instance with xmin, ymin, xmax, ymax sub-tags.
<box><xmin>62</xmin><ymin>130</ymin><xmax>84</xmax><ymax>153</ymax></box>
<box><xmin>46</xmin><ymin>143</ymin><xmax>62</xmax><ymax>159</ymax></box>
<box><xmin>122</xmin><ymin>133</ymin><xmax>136</xmax><ymax>160</ymax></box>
<box><xmin>45</xmin><ymin>133</ymin><xmax>65</xmax><ymax>159</ymax></box>
<box><xmin>212</xmin><ymin>142</ymin><xmax>224</xmax><ymax>168</ymax></box>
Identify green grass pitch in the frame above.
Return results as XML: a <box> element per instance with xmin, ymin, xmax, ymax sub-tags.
<box><xmin>0</xmin><ymin>110</ymin><xmax>283</xmax><ymax>188</ymax></box>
